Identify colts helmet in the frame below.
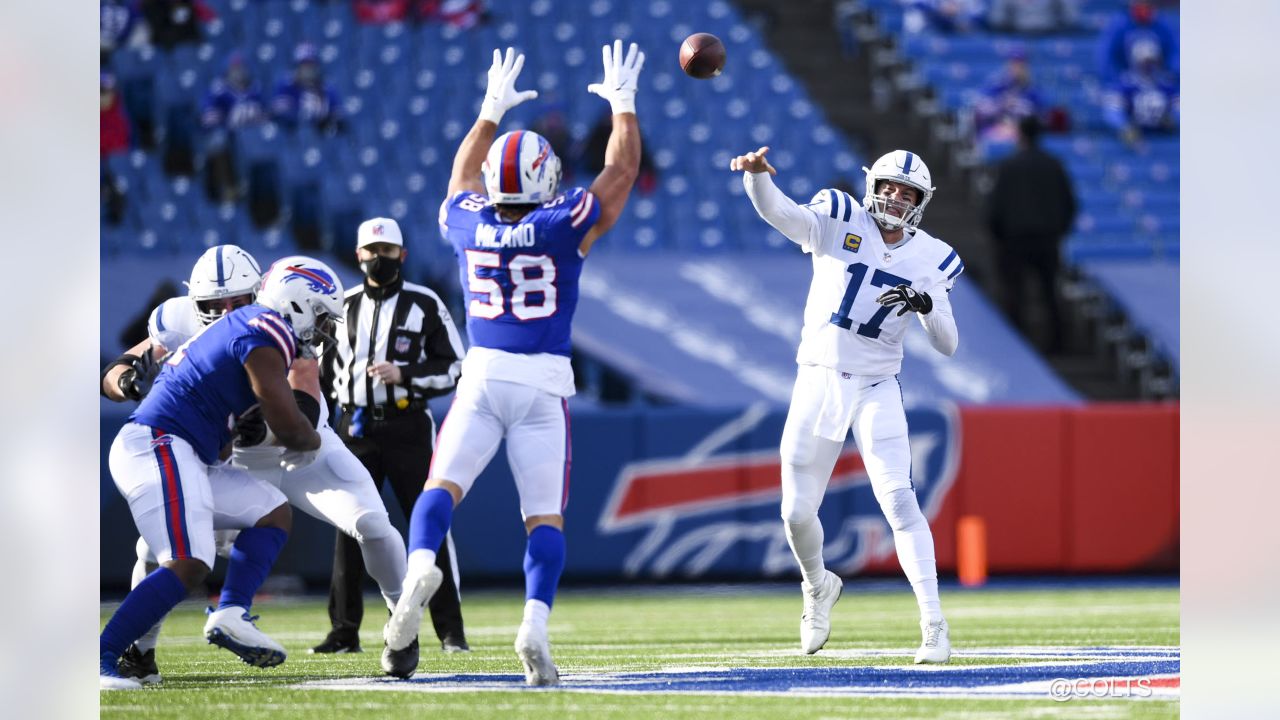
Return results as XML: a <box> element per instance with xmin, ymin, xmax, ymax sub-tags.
<box><xmin>482</xmin><ymin>130</ymin><xmax>562</xmax><ymax>205</ymax></box>
<box><xmin>256</xmin><ymin>256</ymin><xmax>344</xmax><ymax>358</ymax></box>
<box><xmin>862</xmin><ymin>150</ymin><xmax>935</xmax><ymax>232</ymax></box>
<box><xmin>186</xmin><ymin>245</ymin><xmax>263</xmax><ymax>326</ymax></box>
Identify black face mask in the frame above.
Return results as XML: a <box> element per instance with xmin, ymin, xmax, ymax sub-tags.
<box><xmin>361</xmin><ymin>255</ymin><xmax>401</xmax><ymax>286</ymax></box>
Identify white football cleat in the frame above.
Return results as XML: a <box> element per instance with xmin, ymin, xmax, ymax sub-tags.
<box><xmin>800</xmin><ymin>569</ymin><xmax>844</xmax><ymax>654</ymax></box>
<box><xmin>914</xmin><ymin>618</ymin><xmax>951</xmax><ymax>664</ymax></box>
<box><xmin>384</xmin><ymin>565</ymin><xmax>442</xmax><ymax>651</ymax></box>
<box><xmin>100</xmin><ymin>657</ymin><xmax>143</xmax><ymax>691</ymax></box>
<box><xmin>514</xmin><ymin>621</ymin><xmax>559</xmax><ymax>687</ymax></box>
<box><xmin>100</xmin><ymin>673</ymin><xmax>143</xmax><ymax>691</ymax></box>
<box><xmin>203</xmin><ymin>606</ymin><xmax>287</xmax><ymax>668</ymax></box>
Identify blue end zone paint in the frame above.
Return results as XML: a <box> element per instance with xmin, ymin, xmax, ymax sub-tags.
<box><xmin>396</xmin><ymin>661</ymin><xmax>1179</xmax><ymax>694</ymax></box>
<box><xmin>300</xmin><ymin>648</ymin><xmax>1179</xmax><ymax>699</ymax></box>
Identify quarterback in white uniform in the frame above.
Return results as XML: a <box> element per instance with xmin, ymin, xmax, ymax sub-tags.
<box><xmin>102</xmin><ymin>245</ymin><xmax>416</xmax><ymax>680</ymax></box>
<box><xmin>732</xmin><ymin>146</ymin><xmax>961</xmax><ymax>663</ymax></box>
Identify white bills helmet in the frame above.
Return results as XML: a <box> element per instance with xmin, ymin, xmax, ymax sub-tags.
<box><xmin>482</xmin><ymin>130</ymin><xmax>562</xmax><ymax>205</ymax></box>
<box><xmin>256</xmin><ymin>256</ymin><xmax>344</xmax><ymax>357</ymax></box>
<box><xmin>862</xmin><ymin>150</ymin><xmax>935</xmax><ymax>231</ymax></box>
<box><xmin>186</xmin><ymin>245</ymin><xmax>263</xmax><ymax>326</ymax></box>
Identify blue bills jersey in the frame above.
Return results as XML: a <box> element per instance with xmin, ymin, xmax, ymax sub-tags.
<box><xmin>439</xmin><ymin>187</ymin><xmax>601</xmax><ymax>356</ymax></box>
<box><xmin>130</xmin><ymin>305</ymin><xmax>298</xmax><ymax>465</ymax></box>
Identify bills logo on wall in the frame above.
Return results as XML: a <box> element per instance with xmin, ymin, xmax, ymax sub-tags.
<box><xmin>597</xmin><ymin>405</ymin><xmax>960</xmax><ymax>579</ymax></box>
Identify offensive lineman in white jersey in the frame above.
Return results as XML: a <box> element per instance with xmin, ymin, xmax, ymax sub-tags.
<box><xmin>731</xmin><ymin>146</ymin><xmax>962</xmax><ymax>663</ymax></box>
<box><xmin>102</xmin><ymin>245</ymin><xmax>418</xmax><ymax>679</ymax></box>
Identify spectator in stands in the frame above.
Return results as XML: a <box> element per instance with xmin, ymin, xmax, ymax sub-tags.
<box><xmin>419</xmin><ymin>0</ymin><xmax>490</xmax><ymax>28</ymax></box>
<box><xmin>580</xmin><ymin>110</ymin><xmax>657</xmax><ymax>196</ymax></box>
<box><xmin>985</xmin><ymin>116</ymin><xmax>1077</xmax><ymax>353</ymax></box>
<box><xmin>138</xmin><ymin>0</ymin><xmax>212</xmax><ymax>50</ymax></box>
<box><xmin>102</xmin><ymin>71</ymin><xmax>132</xmax><ymax>226</ymax></box>
<box><xmin>532</xmin><ymin>103</ymin><xmax>574</xmax><ymax>183</ymax></box>
<box><xmin>1102</xmin><ymin>38</ymin><xmax>1178</xmax><ymax>150</ymax></box>
<box><xmin>201</xmin><ymin>52</ymin><xmax>267</xmax><ymax>202</ymax></box>
<box><xmin>1097</xmin><ymin>0</ymin><xmax>1178</xmax><ymax>83</ymax></box>
<box><xmin>971</xmin><ymin>47</ymin><xmax>1043</xmax><ymax>160</ymax></box>
<box><xmin>272</xmin><ymin>43</ymin><xmax>343</xmax><ymax>134</ymax></box>
<box><xmin>101</xmin><ymin>72</ymin><xmax>131</xmax><ymax>159</ymax></box>
<box><xmin>986</xmin><ymin>0</ymin><xmax>1079</xmax><ymax>35</ymax></box>
<box><xmin>101</xmin><ymin>0</ymin><xmax>141</xmax><ymax>64</ymax></box>
<box><xmin>903</xmin><ymin>0</ymin><xmax>987</xmax><ymax>35</ymax></box>
<box><xmin>202</xmin><ymin>52</ymin><xmax>267</xmax><ymax>131</ymax></box>
<box><xmin>355</xmin><ymin>0</ymin><xmax>410</xmax><ymax>24</ymax></box>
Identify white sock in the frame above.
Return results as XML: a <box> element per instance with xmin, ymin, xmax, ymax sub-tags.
<box><xmin>361</xmin><ymin>533</ymin><xmax>407</xmax><ymax>611</ymax></box>
<box><xmin>880</xmin><ymin>488</ymin><xmax>943</xmax><ymax>624</ymax></box>
<box><xmin>406</xmin><ymin>549</ymin><xmax>436</xmax><ymax>584</ymax></box>
<box><xmin>135</xmin><ymin>621</ymin><xmax>162</xmax><ymax>652</ymax></box>
<box><xmin>522</xmin><ymin>599</ymin><xmax>550</xmax><ymax>632</ymax></box>
<box><xmin>913</xmin><ymin>579</ymin><xmax>943</xmax><ymax>625</ymax></box>
<box><xmin>784</xmin><ymin>516</ymin><xmax>827</xmax><ymax>587</ymax></box>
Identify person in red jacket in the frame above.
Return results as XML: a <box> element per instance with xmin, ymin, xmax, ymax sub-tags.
<box><xmin>101</xmin><ymin>72</ymin><xmax>131</xmax><ymax>158</ymax></box>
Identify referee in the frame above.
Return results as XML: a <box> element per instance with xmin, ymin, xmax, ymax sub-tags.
<box><xmin>317</xmin><ymin>217</ymin><xmax>470</xmax><ymax>654</ymax></box>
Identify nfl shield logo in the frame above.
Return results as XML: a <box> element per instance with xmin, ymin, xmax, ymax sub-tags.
<box><xmin>395</xmin><ymin>336</ymin><xmax>410</xmax><ymax>354</ymax></box>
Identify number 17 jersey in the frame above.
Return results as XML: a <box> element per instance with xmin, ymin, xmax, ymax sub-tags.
<box><xmin>796</xmin><ymin>188</ymin><xmax>964</xmax><ymax>376</ymax></box>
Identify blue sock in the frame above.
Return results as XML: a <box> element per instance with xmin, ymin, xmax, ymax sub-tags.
<box><xmin>523</xmin><ymin>525</ymin><xmax>566</xmax><ymax>608</ymax></box>
<box><xmin>217</xmin><ymin>527</ymin><xmax>287</xmax><ymax>611</ymax></box>
<box><xmin>408</xmin><ymin>488</ymin><xmax>455</xmax><ymax>553</ymax></box>
<box><xmin>101</xmin><ymin>567</ymin><xmax>187</xmax><ymax>664</ymax></box>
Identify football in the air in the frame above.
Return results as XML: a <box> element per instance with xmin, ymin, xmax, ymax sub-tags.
<box><xmin>679</xmin><ymin>32</ymin><xmax>726</xmax><ymax>79</ymax></box>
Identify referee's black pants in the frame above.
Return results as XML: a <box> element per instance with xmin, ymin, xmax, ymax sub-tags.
<box><xmin>330</xmin><ymin>408</ymin><xmax>467</xmax><ymax>645</ymax></box>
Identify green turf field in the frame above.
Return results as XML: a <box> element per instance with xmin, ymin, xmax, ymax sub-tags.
<box><xmin>100</xmin><ymin>584</ymin><xmax>1179</xmax><ymax>719</ymax></box>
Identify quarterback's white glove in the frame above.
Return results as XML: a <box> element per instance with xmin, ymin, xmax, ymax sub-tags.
<box><xmin>479</xmin><ymin>47</ymin><xmax>539</xmax><ymax>125</ymax></box>
<box><xmin>587</xmin><ymin>39</ymin><xmax>644</xmax><ymax>115</ymax></box>
<box><xmin>279</xmin><ymin>448</ymin><xmax>319</xmax><ymax>473</ymax></box>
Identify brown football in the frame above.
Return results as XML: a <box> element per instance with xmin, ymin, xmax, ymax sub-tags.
<box><xmin>679</xmin><ymin>32</ymin><xmax>726</xmax><ymax>79</ymax></box>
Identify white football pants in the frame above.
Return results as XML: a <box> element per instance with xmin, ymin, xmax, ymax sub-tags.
<box><xmin>431</xmin><ymin>377</ymin><xmax>571</xmax><ymax>519</ymax></box>
<box><xmin>779</xmin><ymin>364</ymin><xmax>940</xmax><ymax>619</ymax></box>
<box><xmin>110</xmin><ymin>423</ymin><xmax>287</xmax><ymax>568</ymax></box>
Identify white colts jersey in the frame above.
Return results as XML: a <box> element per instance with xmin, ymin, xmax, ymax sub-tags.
<box><xmin>795</xmin><ymin>189</ymin><xmax>964</xmax><ymax>376</ymax></box>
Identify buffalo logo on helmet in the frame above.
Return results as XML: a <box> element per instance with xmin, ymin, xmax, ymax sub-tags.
<box><xmin>281</xmin><ymin>265</ymin><xmax>338</xmax><ymax>296</ymax></box>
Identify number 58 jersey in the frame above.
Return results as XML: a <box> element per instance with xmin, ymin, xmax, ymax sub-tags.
<box><xmin>796</xmin><ymin>189</ymin><xmax>964</xmax><ymax>376</ymax></box>
<box><xmin>439</xmin><ymin>187</ymin><xmax>601</xmax><ymax>395</ymax></box>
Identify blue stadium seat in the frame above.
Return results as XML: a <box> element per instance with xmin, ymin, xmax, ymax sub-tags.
<box><xmin>1065</xmin><ymin>237</ymin><xmax>1156</xmax><ymax>263</ymax></box>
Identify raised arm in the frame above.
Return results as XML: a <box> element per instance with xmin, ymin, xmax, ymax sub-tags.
<box><xmin>733</xmin><ymin>146</ymin><xmax>820</xmax><ymax>246</ymax></box>
<box><xmin>447</xmin><ymin>48</ymin><xmax>538</xmax><ymax>198</ymax></box>
<box><xmin>580</xmin><ymin>40</ymin><xmax>646</xmax><ymax>256</ymax></box>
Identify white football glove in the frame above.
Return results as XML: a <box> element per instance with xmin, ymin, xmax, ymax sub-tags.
<box><xmin>479</xmin><ymin>47</ymin><xmax>539</xmax><ymax>125</ymax></box>
<box><xmin>279</xmin><ymin>448</ymin><xmax>319</xmax><ymax>473</ymax></box>
<box><xmin>587</xmin><ymin>39</ymin><xmax>644</xmax><ymax>115</ymax></box>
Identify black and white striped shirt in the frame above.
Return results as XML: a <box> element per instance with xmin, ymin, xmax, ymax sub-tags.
<box><xmin>326</xmin><ymin>280</ymin><xmax>465</xmax><ymax>409</ymax></box>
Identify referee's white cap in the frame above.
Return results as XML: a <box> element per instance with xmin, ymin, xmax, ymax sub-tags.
<box><xmin>356</xmin><ymin>217</ymin><xmax>403</xmax><ymax>249</ymax></box>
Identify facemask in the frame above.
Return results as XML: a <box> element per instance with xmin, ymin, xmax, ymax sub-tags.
<box><xmin>361</xmin><ymin>255</ymin><xmax>401</xmax><ymax>285</ymax></box>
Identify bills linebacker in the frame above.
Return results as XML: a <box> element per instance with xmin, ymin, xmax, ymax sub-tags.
<box><xmin>101</xmin><ymin>246</ymin><xmax>421</xmax><ymax>680</ymax></box>
<box><xmin>731</xmin><ymin>146</ymin><xmax>961</xmax><ymax>663</ymax></box>
<box><xmin>384</xmin><ymin>42</ymin><xmax>644</xmax><ymax>685</ymax></box>
<box><xmin>99</xmin><ymin>256</ymin><xmax>345</xmax><ymax>689</ymax></box>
